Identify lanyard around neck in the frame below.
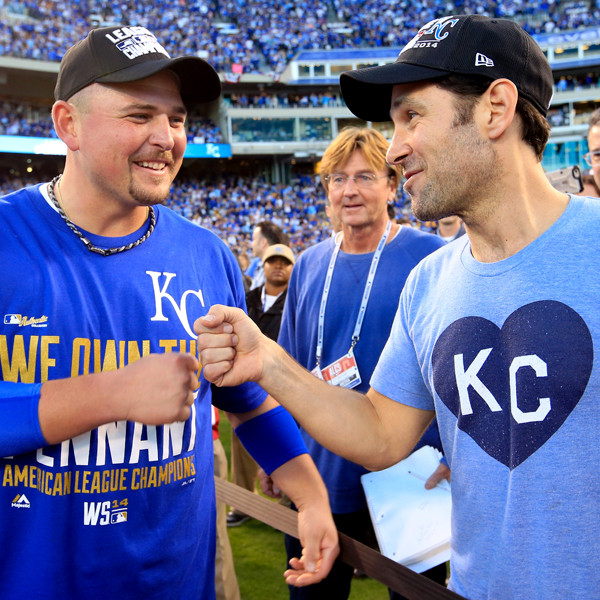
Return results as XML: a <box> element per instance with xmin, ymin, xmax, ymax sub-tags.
<box><xmin>315</xmin><ymin>220</ymin><xmax>392</xmax><ymax>368</ymax></box>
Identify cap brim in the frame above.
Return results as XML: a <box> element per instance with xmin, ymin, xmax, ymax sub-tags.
<box><xmin>263</xmin><ymin>255</ymin><xmax>294</xmax><ymax>265</ymax></box>
<box><xmin>98</xmin><ymin>56</ymin><xmax>221</xmax><ymax>107</ymax></box>
<box><xmin>340</xmin><ymin>62</ymin><xmax>450</xmax><ymax>122</ymax></box>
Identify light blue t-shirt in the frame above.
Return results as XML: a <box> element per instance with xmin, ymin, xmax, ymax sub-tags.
<box><xmin>372</xmin><ymin>195</ymin><xmax>600</xmax><ymax>600</ymax></box>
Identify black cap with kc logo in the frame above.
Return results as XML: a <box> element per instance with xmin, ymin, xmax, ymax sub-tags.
<box><xmin>340</xmin><ymin>15</ymin><xmax>553</xmax><ymax>122</ymax></box>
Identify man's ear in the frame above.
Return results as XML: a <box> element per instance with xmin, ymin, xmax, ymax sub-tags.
<box><xmin>51</xmin><ymin>101</ymin><xmax>81</xmax><ymax>151</ymax></box>
<box><xmin>481</xmin><ymin>79</ymin><xmax>519</xmax><ymax>141</ymax></box>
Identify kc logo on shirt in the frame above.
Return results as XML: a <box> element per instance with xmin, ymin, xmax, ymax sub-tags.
<box><xmin>432</xmin><ymin>301</ymin><xmax>593</xmax><ymax>469</ymax></box>
<box><xmin>146</xmin><ymin>271</ymin><xmax>205</xmax><ymax>338</ymax></box>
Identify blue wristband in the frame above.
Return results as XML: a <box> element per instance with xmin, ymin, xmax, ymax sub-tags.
<box><xmin>0</xmin><ymin>381</ymin><xmax>46</xmax><ymax>456</ymax></box>
<box><xmin>235</xmin><ymin>406</ymin><xmax>308</xmax><ymax>475</ymax></box>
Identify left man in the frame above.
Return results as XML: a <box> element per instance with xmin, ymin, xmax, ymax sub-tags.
<box><xmin>0</xmin><ymin>25</ymin><xmax>337</xmax><ymax>599</ymax></box>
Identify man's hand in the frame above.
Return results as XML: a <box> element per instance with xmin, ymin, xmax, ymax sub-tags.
<box><xmin>118</xmin><ymin>352</ymin><xmax>199</xmax><ymax>425</ymax></box>
<box><xmin>268</xmin><ymin>454</ymin><xmax>339</xmax><ymax>586</ymax></box>
<box><xmin>258</xmin><ymin>468</ymin><xmax>282</xmax><ymax>499</ymax></box>
<box><xmin>195</xmin><ymin>305</ymin><xmax>269</xmax><ymax>387</ymax></box>
<box><xmin>285</xmin><ymin>501</ymin><xmax>339</xmax><ymax>587</ymax></box>
<box><xmin>425</xmin><ymin>462</ymin><xmax>451</xmax><ymax>489</ymax></box>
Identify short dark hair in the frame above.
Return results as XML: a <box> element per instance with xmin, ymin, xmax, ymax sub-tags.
<box><xmin>436</xmin><ymin>74</ymin><xmax>550</xmax><ymax>161</ymax></box>
<box><xmin>255</xmin><ymin>221</ymin><xmax>289</xmax><ymax>246</ymax></box>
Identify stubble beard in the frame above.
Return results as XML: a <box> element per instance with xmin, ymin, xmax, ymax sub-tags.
<box><xmin>129</xmin><ymin>167</ymin><xmax>176</xmax><ymax>207</ymax></box>
<box><xmin>410</xmin><ymin>122</ymin><xmax>497</xmax><ymax>222</ymax></box>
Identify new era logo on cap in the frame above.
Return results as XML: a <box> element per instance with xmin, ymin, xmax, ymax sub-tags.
<box><xmin>475</xmin><ymin>53</ymin><xmax>494</xmax><ymax>68</ymax></box>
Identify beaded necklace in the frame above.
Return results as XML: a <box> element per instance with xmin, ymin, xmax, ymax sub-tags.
<box><xmin>47</xmin><ymin>175</ymin><xmax>155</xmax><ymax>256</ymax></box>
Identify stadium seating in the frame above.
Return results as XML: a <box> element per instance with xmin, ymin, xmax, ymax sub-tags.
<box><xmin>1</xmin><ymin>0</ymin><xmax>599</xmax><ymax>75</ymax></box>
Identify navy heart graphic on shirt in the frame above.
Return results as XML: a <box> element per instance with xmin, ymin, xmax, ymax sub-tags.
<box><xmin>432</xmin><ymin>301</ymin><xmax>592</xmax><ymax>469</ymax></box>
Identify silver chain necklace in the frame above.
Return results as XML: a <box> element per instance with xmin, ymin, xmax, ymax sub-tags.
<box><xmin>47</xmin><ymin>175</ymin><xmax>156</xmax><ymax>257</ymax></box>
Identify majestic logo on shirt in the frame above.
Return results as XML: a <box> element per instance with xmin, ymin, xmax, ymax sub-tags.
<box><xmin>11</xmin><ymin>493</ymin><xmax>30</xmax><ymax>509</ymax></box>
<box><xmin>432</xmin><ymin>301</ymin><xmax>593</xmax><ymax>469</ymax></box>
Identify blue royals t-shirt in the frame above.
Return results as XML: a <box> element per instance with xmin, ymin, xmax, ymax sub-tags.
<box><xmin>0</xmin><ymin>184</ymin><xmax>266</xmax><ymax>599</ymax></box>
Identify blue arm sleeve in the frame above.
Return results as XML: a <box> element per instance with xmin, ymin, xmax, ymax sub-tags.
<box><xmin>235</xmin><ymin>406</ymin><xmax>308</xmax><ymax>475</ymax></box>
<box><xmin>0</xmin><ymin>381</ymin><xmax>46</xmax><ymax>456</ymax></box>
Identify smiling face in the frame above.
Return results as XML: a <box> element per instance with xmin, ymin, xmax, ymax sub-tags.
<box><xmin>70</xmin><ymin>70</ymin><xmax>188</xmax><ymax>209</ymax></box>
<box><xmin>326</xmin><ymin>149</ymin><xmax>396</xmax><ymax>233</ymax></box>
<box><xmin>386</xmin><ymin>81</ymin><xmax>498</xmax><ymax>222</ymax></box>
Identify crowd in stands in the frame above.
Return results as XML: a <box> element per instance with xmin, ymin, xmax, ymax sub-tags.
<box><xmin>556</xmin><ymin>72</ymin><xmax>600</xmax><ymax>92</ymax></box>
<box><xmin>186</xmin><ymin>117</ymin><xmax>225</xmax><ymax>143</ymax></box>
<box><xmin>0</xmin><ymin>101</ymin><xmax>57</xmax><ymax>138</ymax></box>
<box><xmin>1</xmin><ymin>0</ymin><xmax>600</xmax><ymax>77</ymax></box>
<box><xmin>547</xmin><ymin>105</ymin><xmax>571</xmax><ymax>128</ymax></box>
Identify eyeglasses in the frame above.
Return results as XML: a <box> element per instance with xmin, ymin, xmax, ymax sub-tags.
<box><xmin>324</xmin><ymin>173</ymin><xmax>390</xmax><ymax>190</ymax></box>
<box><xmin>583</xmin><ymin>151</ymin><xmax>600</xmax><ymax>165</ymax></box>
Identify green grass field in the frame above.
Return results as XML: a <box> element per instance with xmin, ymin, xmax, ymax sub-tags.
<box><xmin>219</xmin><ymin>412</ymin><xmax>390</xmax><ymax>599</ymax></box>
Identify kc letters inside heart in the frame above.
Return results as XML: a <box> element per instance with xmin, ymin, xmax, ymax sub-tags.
<box><xmin>432</xmin><ymin>300</ymin><xmax>593</xmax><ymax>469</ymax></box>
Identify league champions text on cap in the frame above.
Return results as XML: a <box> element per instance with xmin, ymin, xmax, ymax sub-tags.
<box><xmin>54</xmin><ymin>25</ymin><xmax>221</xmax><ymax>107</ymax></box>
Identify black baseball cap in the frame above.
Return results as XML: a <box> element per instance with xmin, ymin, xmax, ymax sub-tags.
<box><xmin>55</xmin><ymin>26</ymin><xmax>221</xmax><ymax>107</ymax></box>
<box><xmin>340</xmin><ymin>15</ymin><xmax>553</xmax><ymax>122</ymax></box>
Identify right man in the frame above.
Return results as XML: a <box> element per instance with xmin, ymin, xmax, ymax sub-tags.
<box><xmin>197</xmin><ymin>15</ymin><xmax>600</xmax><ymax>600</ymax></box>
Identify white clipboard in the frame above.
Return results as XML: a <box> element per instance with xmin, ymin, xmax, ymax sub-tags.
<box><xmin>361</xmin><ymin>446</ymin><xmax>451</xmax><ymax>573</ymax></box>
